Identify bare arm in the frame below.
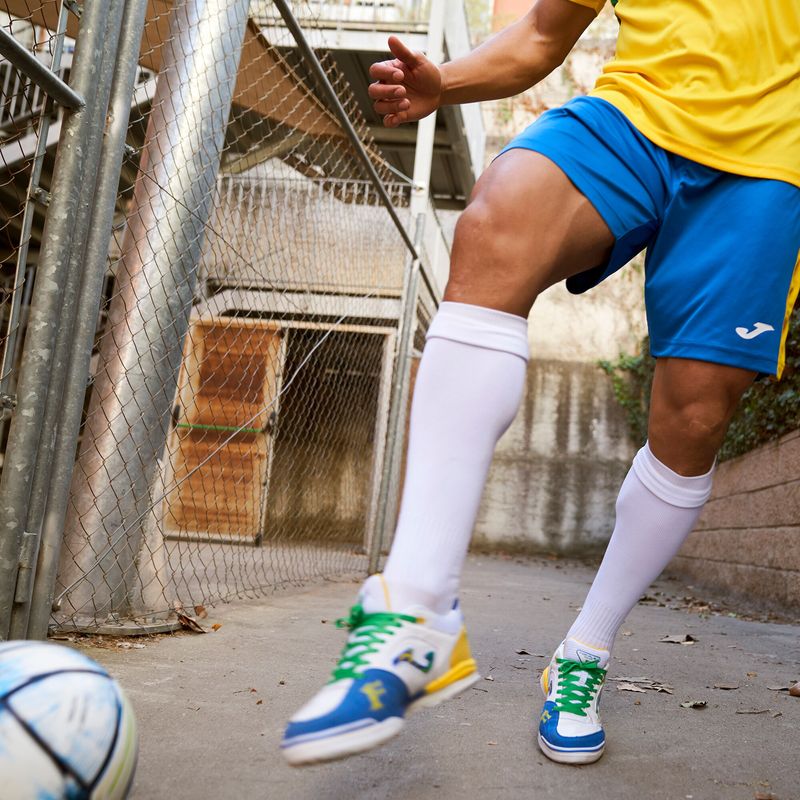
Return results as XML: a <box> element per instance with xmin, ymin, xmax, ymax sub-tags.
<box><xmin>368</xmin><ymin>0</ymin><xmax>597</xmax><ymax>127</ymax></box>
<box><xmin>441</xmin><ymin>0</ymin><xmax>597</xmax><ymax>103</ymax></box>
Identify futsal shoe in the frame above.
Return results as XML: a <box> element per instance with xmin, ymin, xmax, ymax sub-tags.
<box><xmin>537</xmin><ymin>639</ymin><xmax>609</xmax><ymax>764</ymax></box>
<box><xmin>281</xmin><ymin>574</ymin><xmax>480</xmax><ymax>766</ymax></box>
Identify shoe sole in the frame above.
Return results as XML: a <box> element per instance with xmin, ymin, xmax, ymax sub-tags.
<box><xmin>537</xmin><ymin>733</ymin><xmax>604</xmax><ymax>765</ymax></box>
<box><xmin>282</xmin><ymin>670</ymin><xmax>481</xmax><ymax>767</ymax></box>
<box><xmin>537</xmin><ymin>664</ymin><xmax>605</xmax><ymax>765</ymax></box>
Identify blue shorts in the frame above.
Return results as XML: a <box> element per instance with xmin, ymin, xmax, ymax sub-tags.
<box><xmin>499</xmin><ymin>96</ymin><xmax>800</xmax><ymax>377</ymax></box>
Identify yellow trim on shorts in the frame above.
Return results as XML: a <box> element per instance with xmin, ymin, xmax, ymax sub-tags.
<box><xmin>777</xmin><ymin>249</ymin><xmax>800</xmax><ymax>379</ymax></box>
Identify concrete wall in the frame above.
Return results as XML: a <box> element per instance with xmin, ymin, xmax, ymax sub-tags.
<box><xmin>474</xmin><ymin>359</ymin><xmax>635</xmax><ymax>555</ymax></box>
<box><xmin>670</xmin><ymin>430</ymin><xmax>800</xmax><ymax>611</ymax></box>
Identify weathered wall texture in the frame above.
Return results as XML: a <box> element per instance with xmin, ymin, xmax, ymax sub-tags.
<box><xmin>529</xmin><ymin>271</ymin><xmax>646</xmax><ymax>362</ymax></box>
<box><xmin>670</xmin><ymin>430</ymin><xmax>800</xmax><ymax>611</ymax></box>
<box><xmin>474</xmin><ymin>359</ymin><xmax>635</xmax><ymax>555</ymax></box>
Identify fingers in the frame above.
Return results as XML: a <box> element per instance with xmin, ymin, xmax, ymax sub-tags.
<box><xmin>387</xmin><ymin>35</ymin><xmax>422</xmax><ymax>68</ymax></box>
<box><xmin>369</xmin><ymin>36</ymin><xmax>423</xmax><ymax>128</ymax></box>
<box><xmin>369</xmin><ymin>60</ymin><xmax>404</xmax><ymax>84</ymax></box>
<box><xmin>373</xmin><ymin>98</ymin><xmax>411</xmax><ymax>115</ymax></box>
<box><xmin>367</xmin><ymin>82</ymin><xmax>406</xmax><ymax>101</ymax></box>
<box><xmin>384</xmin><ymin>110</ymin><xmax>410</xmax><ymax>128</ymax></box>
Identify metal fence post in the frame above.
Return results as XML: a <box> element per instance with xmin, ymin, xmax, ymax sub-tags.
<box><xmin>369</xmin><ymin>215</ymin><xmax>425</xmax><ymax>573</ymax></box>
<box><xmin>8</xmin><ymin>0</ymin><xmax>127</xmax><ymax>641</ymax></box>
<box><xmin>24</xmin><ymin>0</ymin><xmax>150</xmax><ymax>641</ymax></box>
<box><xmin>366</xmin><ymin>0</ymin><xmax>446</xmax><ymax>574</ymax></box>
<box><xmin>0</xmin><ymin>0</ymin><xmax>115</xmax><ymax>640</ymax></box>
<box><xmin>56</xmin><ymin>0</ymin><xmax>251</xmax><ymax>624</ymax></box>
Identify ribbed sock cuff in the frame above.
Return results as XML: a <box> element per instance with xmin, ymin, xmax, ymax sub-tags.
<box><xmin>426</xmin><ymin>301</ymin><xmax>530</xmax><ymax>361</ymax></box>
<box><xmin>632</xmin><ymin>441</ymin><xmax>714</xmax><ymax>508</ymax></box>
<box><xmin>566</xmin><ymin>601</ymin><xmax>627</xmax><ymax>655</ymax></box>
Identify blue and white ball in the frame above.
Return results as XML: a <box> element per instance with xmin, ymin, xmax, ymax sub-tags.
<box><xmin>0</xmin><ymin>641</ymin><xmax>138</xmax><ymax>799</ymax></box>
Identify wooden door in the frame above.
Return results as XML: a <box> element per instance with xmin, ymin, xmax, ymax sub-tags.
<box><xmin>164</xmin><ymin>318</ymin><xmax>284</xmax><ymax>541</ymax></box>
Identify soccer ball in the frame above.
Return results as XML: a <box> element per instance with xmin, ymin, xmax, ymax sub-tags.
<box><xmin>0</xmin><ymin>640</ymin><xmax>138</xmax><ymax>799</ymax></box>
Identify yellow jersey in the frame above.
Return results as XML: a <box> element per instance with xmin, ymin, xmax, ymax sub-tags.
<box><xmin>569</xmin><ymin>0</ymin><xmax>800</xmax><ymax>187</ymax></box>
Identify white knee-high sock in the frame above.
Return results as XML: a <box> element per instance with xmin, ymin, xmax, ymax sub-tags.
<box><xmin>565</xmin><ymin>442</ymin><xmax>714</xmax><ymax>658</ymax></box>
<box><xmin>382</xmin><ymin>301</ymin><xmax>529</xmax><ymax>614</ymax></box>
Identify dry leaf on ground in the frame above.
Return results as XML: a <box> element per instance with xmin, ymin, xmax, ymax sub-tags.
<box><xmin>176</xmin><ymin>612</ymin><xmax>206</xmax><ymax>634</ymax></box>
<box><xmin>617</xmin><ymin>683</ymin><xmax>648</xmax><ymax>693</ymax></box>
<box><xmin>172</xmin><ymin>601</ymin><xmax>206</xmax><ymax>634</ymax></box>
<box><xmin>713</xmin><ymin>683</ymin><xmax>740</xmax><ymax>690</ymax></box>
<box><xmin>610</xmin><ymin>676</ymin><xmax>673</xmax><ymax>694</ymax></box>
<box><xmin>680</xmin><ymin>699</ymin><xmax>707</xmax><ymax>709</ymax></box>
<box><xmin>735</xmin><ymin>708</ymin><xmax>770</xmax><ymax>715</ymax></box>
<box><xmin>660</xmin><ymin>634</ymin><xmax>698</xmax><ymax>645</ymax></box>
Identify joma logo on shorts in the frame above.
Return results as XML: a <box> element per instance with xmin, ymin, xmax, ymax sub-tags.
<box><xmin>735</xmin><ymin>322</ymin><xmax>775</xmax><ymax>340</ymax></box>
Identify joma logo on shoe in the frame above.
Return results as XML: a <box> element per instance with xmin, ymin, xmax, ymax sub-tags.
<box><xmin>393</xmin><ymin>648</ymin><xmax>435</xmax><ymax>673</ymax></box>
<box><xmin>360</xmin><ymin>680</ymin><xmax>387</xmax><ymax>711</ymax></box>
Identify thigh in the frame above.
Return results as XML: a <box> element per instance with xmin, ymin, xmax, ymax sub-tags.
<box><xmin>445</xmin><ymin>97</ymin><xmax>668</xmax><ymax>316</ymax></box>
<box><xmin>445</xmin><ymin>149</ymin><xmax>616</xmax><ymax>316</ymax></box>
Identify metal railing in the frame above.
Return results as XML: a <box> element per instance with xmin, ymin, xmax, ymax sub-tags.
<box><xmin>254</xmin><ymin>0</ymin><xmax>429</xmax><ymax>28</ymax></box>
<box><xmin>0</xmin><ymin>50</ymin><xmax>69</xmax><ymax>137</ymax></box>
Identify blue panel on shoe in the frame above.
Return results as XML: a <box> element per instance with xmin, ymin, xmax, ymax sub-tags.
<box><xmin>538</xmin><ymin>701</ymin><xmax>605</xmax><ymax>752</ymax></box>
<box><xmin>283</xmin><ymin>669</ymin><xmax>409</xmax><ymax>743</ymax></box>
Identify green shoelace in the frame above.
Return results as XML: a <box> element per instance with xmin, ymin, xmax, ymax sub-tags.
<box><xmin>329</xmin><ymin>603</ymin><xmax>418</xmax><ymax>682</ymax></box>
<box><xmin>553</xmin><ymin>658</ymin><xmax>606</xmax><ymax>717</ymax></box>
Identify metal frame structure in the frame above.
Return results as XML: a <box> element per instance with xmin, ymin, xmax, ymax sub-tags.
<box><xmin>0</xmin><ymin>0</ymin><xmax>126</xmax><ymax>640</ymax></box>
<box><xmin>0</xmin><ymin>0</ymin><xmax>472</xmax><ymax>640</ymax></box>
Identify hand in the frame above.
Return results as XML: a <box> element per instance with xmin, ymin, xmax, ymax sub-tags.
<box><xmin>368</xmin><ymin>36</ymin><xmax>442</xmax><ymax>128</ymax></box>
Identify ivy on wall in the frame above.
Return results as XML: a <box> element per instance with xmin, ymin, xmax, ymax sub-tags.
<box><xmin>599</xmin><ymin>308</ymin><xmax>800</xmax><ymax>462</ymax></box>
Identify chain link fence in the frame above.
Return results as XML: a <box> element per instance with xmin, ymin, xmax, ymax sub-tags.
<box><xmin>0</xmin><ymin>0</ymin><xmax>440</xmax><ymax>638</ymax></box>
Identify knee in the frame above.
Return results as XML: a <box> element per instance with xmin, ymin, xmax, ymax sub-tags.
<box><xmin>647</xmin><ymin>360</ymin><xmax>755</xmax><ymax>474</ymax></box>
<box><xmin>650</xmin><ymin>397</ymin><xmax>730</xmax><ymax>448</ymax></box>
<box><xmin>451</xmin><ymin>197</ymin><xmax>508</xmax><ymax>261</ymax></box>
<box><xmin>447</xmin><ymin>196</ymin><xmax>532</xmax><ymax>303</ymax></box>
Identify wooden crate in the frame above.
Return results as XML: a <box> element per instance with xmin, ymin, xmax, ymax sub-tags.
<box><xmin>163</xmin><ymin>318</ymin><xmax>285</xmax><ymax>541</ymax></box>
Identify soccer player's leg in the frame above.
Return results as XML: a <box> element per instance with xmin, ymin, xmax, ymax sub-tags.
<box><xmin>538</xmin><ymin>358</ymin><xmax>754</xmax><ymax>765</ymax></box>
<box><xmin>282</xmin><ymin>96</ymin><xmax>667</xmax><ymax>767</ymax></box>
<box><xmin>282</xmin><ymin>150</ymin><xmax>615</xmax><ymax>766</ymax></box>
<box><xmin>540</xmin><ymin>166</ymin><xmax>800</xmax><ymax>765</ymax></box>
<box><xmin>281</xmin><ymin>146</ymin><xmax>624</xmax><ymax>767</ymax></box>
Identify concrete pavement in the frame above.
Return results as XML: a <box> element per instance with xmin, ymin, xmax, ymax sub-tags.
<box><xmin>80</xmin><ymin>556</ymin><xmax>799</xmax><ymax>800</ymax></box>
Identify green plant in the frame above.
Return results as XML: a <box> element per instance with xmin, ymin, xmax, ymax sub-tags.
<box><xmin>600</xmin><ymin>307</ymin><xmax>800</xmax><ymax>461</ymax></box>
<box><xmin>599</xmin><ymin>342</ymin><xmax>654</xmax><ymax>448</ymax></box>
